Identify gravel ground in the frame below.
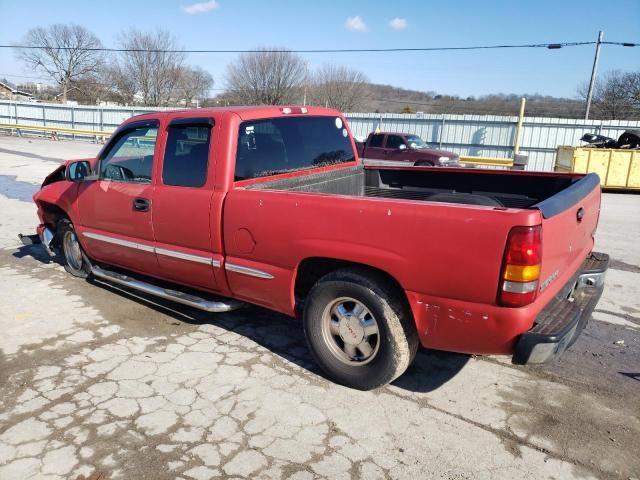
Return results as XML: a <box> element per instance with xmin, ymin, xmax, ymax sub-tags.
<box><xmin>0</xmin><ymin>135</ymin><xmax>638</xmax><ymax>480</ymax></box>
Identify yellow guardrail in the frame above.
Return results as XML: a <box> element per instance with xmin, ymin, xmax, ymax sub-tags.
<box><xmin>459</xmin><ymin>155</ymin><xmax>514</xmax><ymax>167</ymax></box>
<box><xmin>0</xmin><ymin>123</ymin><xmax>112</xmax><ymax>139</ymax></box>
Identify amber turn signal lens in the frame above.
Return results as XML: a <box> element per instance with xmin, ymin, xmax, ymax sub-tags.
<box><xmin>503</xmin><ymin>264</ymin><xmax>541</xmax><ymax>282</ymax></box>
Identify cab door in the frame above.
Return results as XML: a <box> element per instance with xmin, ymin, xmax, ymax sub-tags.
<box><xmin>152</xmin><ymin>117</ymin><xmax>220</xmax><ymax>292</ymax></box>
<box><xmin>384</xmin><ymin>134</ymin><xmax>410</xmax><ymax>161</ymax></box>
<box><xmin>77</xmin><ymin>120</ymin><xmax>160</xmax><ymax>276</ymax></box>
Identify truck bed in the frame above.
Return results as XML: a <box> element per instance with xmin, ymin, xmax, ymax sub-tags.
<box><xmin>246</xmin><ymin>165</ymin><xmax>579</xmax><ymax>210</ymax></box>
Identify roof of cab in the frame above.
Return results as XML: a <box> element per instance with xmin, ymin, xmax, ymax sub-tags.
<box><xmin>125</xmin><ymin>105</ymin><xmax>342</xmax><ymax>124</ymax></box>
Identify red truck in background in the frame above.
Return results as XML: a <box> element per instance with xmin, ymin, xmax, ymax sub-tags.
<box><xmin>356</xmin><ymin>131</ymin><xmax>461</xmax><ymax>166</ymax></box>
<box><xmin>25</xmin><ymin>106</ymin><xmax>608</xmax><ymax>390</ymax></box>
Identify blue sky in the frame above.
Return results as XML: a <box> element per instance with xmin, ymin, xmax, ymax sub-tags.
<box><xmin>1</xmin><ymin>0</ymin><xmax>638</xmax><ymax>98</ymax></box>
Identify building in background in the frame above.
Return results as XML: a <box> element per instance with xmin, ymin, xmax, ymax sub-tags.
<box><xmin>0</xmin><ymin>78</ymin><xmax>34</xmax><ymax>101</ymax></box>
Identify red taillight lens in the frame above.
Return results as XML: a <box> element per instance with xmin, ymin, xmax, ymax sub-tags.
<box><xmin>498</xmin><ymin>225</ymin><xmax>542</xmax><ymax>307</ymax></box>
<box><xmin>505</xmin><ymin>226</ymin><xmax>542</xmax><ymax>266</ymax></box>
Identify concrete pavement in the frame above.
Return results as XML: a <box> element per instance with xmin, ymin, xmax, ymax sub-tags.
<box><xmin>0</xmin><ymin>135</ymin><xmax>638</xmax><ymax>480</ymax></box>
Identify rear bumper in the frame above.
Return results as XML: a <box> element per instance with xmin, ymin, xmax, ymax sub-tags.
<box><xmin>512</xmin><ymin>252</ymin><xmax>609</xmax><ymax>364</ymax></box>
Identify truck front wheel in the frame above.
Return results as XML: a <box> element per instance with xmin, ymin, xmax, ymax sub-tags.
<box><xmin>414</xmin><ymin>160</ymin><xmax>435</xmax><ymax>167</ymax></box>
<box><xmin>57</xmin><ymin>219</ymin><xmax>91</xmax><ymax>278</ymax></box>
<box><xmin>303</xmin><ymin>268</ymin><xmax>418</xmax><ymax>390</ymax></box>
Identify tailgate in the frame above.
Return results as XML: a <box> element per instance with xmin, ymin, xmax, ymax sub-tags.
<box><xmin>535</xmin><ymin>173</ymin><xmax>601</xmax><ymax>296</ymax></box>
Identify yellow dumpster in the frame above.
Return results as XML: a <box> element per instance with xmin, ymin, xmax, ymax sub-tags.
<box><xmin>555</xmin><ymin>146</ymin><xmax>640</xmax><ymax>191</ymax></box>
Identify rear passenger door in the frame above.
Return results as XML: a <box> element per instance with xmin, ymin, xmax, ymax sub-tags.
<box><xmin>152</xmin><ymin>117</ymin><xmax>220</xmax><ymax>291</ymax></box>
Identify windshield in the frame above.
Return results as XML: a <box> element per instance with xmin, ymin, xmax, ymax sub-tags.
<box><xmin>406</xmin><ymin>134</ymin><xmax>429</xmax><ymax>150</ymax></box>
<box><xmin>235</xmin><ymin>116</ymin><xmax>355</xmax><ymax>181</ymax></box>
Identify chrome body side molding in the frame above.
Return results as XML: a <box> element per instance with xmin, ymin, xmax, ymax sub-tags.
<box><xmin>82</xmin><ymin>231</ymin><xmax>220</xmax><ymax>267</ymax></box>
<box><xmin>225</xmin><ymin>262</ymin><xmax>274</xmax><ymax>279</ymax></box>
<box><xmin>83</xmin><ymin>231</ymin><xmax>155</xmax><ymax>253</ymax></box>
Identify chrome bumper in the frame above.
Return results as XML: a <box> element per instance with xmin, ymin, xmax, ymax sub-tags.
<box><xmin>513</xmin><ymin>252</ymin><xmax>609</xmax><ymax>364</ymax></box>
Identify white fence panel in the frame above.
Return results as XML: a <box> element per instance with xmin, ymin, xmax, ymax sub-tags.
<box><xmin>1</xmin><ymin>101</ymin><xmax>639</xmax><ymax>172</ymax></box>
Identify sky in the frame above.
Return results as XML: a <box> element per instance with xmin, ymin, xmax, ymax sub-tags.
<box><xmin>0</xmin><ymin>0</ymin><xmax>639</xmax><ymax>99</ymax></box>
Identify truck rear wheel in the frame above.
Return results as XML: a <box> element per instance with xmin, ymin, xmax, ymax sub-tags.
<box><xmin>303</xmin><ymin>268</ymin><xmax>418</xmax><ymax>390</ymax></box>
<box><xmin>57</xmin><ymin>219</ymin><xmax>91</xmax><ymax>278</ymax></box>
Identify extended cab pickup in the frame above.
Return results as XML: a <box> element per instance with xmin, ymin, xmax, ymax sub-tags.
<box><xmin>27</xmin><ymin>106</ymin><xmax>608</xmax><ymax>390</ymax></box>
<box><xmin>356</xmin><ymin>131</ymin><xmax>460</xmax><ymax>167</ymax></box>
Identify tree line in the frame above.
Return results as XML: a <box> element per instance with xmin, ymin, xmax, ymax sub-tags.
<box><xmin>12</xmin><ymin>24</ymin><xmax>640</xmax><ymax>119</ymax></box>
<box><xmin>14</xmin><ymin>24</ymin><xmax>369</xmax><ymax>111</ymax></box>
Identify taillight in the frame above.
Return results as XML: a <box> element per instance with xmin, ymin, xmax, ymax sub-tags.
<box><xmin>498</xmin><ymin>225</ymin><xmax>542</xmax><ymax>307</ymax></box>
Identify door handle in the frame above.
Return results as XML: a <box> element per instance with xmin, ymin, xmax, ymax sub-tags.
<box><xmin>133</xmin><ymin>197</ymin><xmax>150</xmax><ymax>212</ymax></box>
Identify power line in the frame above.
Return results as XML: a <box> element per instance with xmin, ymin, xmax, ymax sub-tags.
<box><xmin>1</xmin><ymin>40</ymin><xmax>637</xmax><ymax>54</ymax></box>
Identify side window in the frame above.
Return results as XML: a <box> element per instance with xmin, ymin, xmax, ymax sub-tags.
<box><xmin>100</xmin><ymin>126</ymin><xmax>158</xmax><ymax>183</ymax></box>
<box><xmin>163</xmin><ymin>124</ymin><xmax>211</xmax><ymax>187</ymax></box>
<box><xmin>386</xmin><ymin>135</ymin><xmax>404</xmax><ymax>149</ymax></box>
<box><xmin>369</xmin><ymin>134</ymin><xmax>384</xmax><ymax>148</ymax></box>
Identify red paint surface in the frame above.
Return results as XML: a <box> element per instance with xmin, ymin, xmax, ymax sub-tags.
<box><xmin>31</xmin><ymin>106</ymin><xmax>601</xmax><ymax>356</ymax></box>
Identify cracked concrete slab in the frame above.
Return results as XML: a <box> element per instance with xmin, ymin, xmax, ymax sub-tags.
<box><xmin>1</xmin><ymin>136</ymin><xmax>639</xmax><ymax>479</ymax></box>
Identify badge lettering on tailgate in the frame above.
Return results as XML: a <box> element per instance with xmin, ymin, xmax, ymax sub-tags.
<box><xmin>540</xmin><ymin>269</ymin><xmax>559</xmax><ymax>292</ymax></box>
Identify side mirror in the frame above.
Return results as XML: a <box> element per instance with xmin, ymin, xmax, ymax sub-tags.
<box><xmin>398</xmin><ymin>144</ymin><xmax>407</xmax><ymax>151</ymax></box>
<box><xmin>66</xmin><ymin>161</ymin><xmax>92</xmax><ymax>182</ymax></box>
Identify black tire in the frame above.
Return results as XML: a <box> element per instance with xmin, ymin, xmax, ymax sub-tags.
<box><xmin>57</xmin><ymin>219</ymin><xmax>91</xmax><ymax>278</ymax></box>
<box><xmin>303</xmin><ymin>268</ymin><xmax>419</xmax><ymax>390</ymax></box>
<box><xmin>414</xmin><ymin>160</ymin><xmax>435</xmax><ymax>167</ymax></box>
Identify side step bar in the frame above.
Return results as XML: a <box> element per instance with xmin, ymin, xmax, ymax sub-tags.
<box><xmin>91</xmin><ymin>265</ymin><xmax>244</xmax><ymax>313</ymax></box>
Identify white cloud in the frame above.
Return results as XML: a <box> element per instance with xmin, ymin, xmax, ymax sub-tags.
<box><xmin>389</xmin><ymin>17</ymin><xmax>408</xmax><ymax>30</ymax></box>
<box><xmin>183</xmin><ymin>0</ymin><xmax>219</xmax><ymax>14</ymax></box>
<box><xmin>345</xmin><ymin>16</ymin><xmax>368</xmax><ymax>32</ymax></box>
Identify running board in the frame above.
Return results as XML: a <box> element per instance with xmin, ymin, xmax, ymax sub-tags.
<box><xmin>91</xmin><ymin>265</ymin><xmax>244</xmax><ymax>313</ymax></box>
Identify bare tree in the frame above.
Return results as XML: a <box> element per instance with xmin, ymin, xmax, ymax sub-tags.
<box><xmin>309</xmin><ymin>64</ymin><xmax>369</xmax><ymax>112</ymax></box>
<box><xmin>116</xmin><ymin>30</ymin><xmax>186</xmax><ymax>106</ymax></box>
<box><xmin>16</xmin><ymin>24</ymin><xmax>103</xmax><ymax>103</ymax></box>
<box><xmin>225</xmin><ymin>48</ymin><xmax>307</xmax><ymax>105</ymax></box>
<box><xmin>66</xmin><ymin>75</ymin><xmax>111</xmax><ymax>104</ymax></box>
<box><xmin>578</xmin><ymin>70</ymin><xmax>639</xmax><ymax>120</ymax></box>
<box><xmin>621</xmin><ymin>71</ymin><xmax>640</xmax><ymax>109</ymax></box>
<box><xmin>179</xmin><ymin>67</ymin><xmax>214</xmax><ymax>106</ymax></box>
<box><xmin>104</xmin><ymin>62</ymin><xmax>138</xmax><ymax>105</ymax></box>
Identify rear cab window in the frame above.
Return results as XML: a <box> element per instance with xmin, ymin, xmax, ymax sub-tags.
<box><xmin>368</xmin><ymin>134</ymin><xmax>384</xmax><ymax>148</ymax></box>
<box><xmin>234</xmin><ymin>116</ymin><xmax>355</xmax><ymax>181</ymax></box>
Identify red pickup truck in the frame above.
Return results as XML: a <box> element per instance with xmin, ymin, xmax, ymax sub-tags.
<box><xmin>356</xmin><ymin>132</ymin><xmax>461</xmax><ymax>166</ymax></box>
<box><xmin>25</xmin><ymin>106</ymin><xmax>608</xmax><ymax>390</ymax></box>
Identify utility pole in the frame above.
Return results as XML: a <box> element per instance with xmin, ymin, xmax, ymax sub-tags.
<box><xmin>584</xmin><ymin>31</ymin><xmax>604</xmax><ymax>120</ymax></box>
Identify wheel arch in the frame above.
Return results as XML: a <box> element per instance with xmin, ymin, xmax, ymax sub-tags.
<box><xmin>293</xmin><ymin>257</ymin><xmax>409</xmax><ymax>315</ymax></box>
<box><xmin>36</xmin><ymin>200</ymin><xmax>70</xmax><ymax>232</ymax></box>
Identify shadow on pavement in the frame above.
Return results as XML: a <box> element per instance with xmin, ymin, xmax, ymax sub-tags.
<box><xmin>13</xmin><ymin>243</ymin><xmax>471</xmax><ymax>393</ymax></box>
<box><xmin>0</xmin><ymin>147</ymin><xmax>64</xmax><ymax>163</ymax></box>
<box><xmin>392</xmin><ymin>349</ymin><xmax>470</xmax><ymax>393</ymax></box>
